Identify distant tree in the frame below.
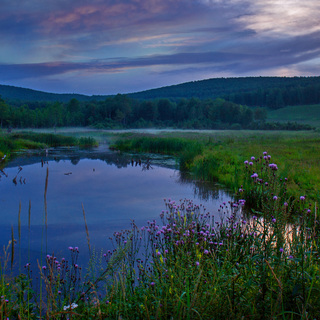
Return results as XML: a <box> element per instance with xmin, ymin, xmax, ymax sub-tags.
<box><xmin>0</xmin><ymin>97</ymin><xmax>9</xmax><ymax>127</ymax></box>
<box><xmin>254</xmin><ymin>107</ymin><xmax>267</xmax><ymax>122</ymax></box>
<box><xmin>157</xmin><ymin>98</ymin><xmax>174</xmax><ymax>121</ymax></box>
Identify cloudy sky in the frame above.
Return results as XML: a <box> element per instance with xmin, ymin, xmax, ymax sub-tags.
<box><xmin>0</xmin><ymin>0</ymin><xmax>320</xmax><ymax>95</ymax></box>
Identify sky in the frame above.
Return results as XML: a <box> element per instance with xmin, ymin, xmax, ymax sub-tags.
<box><xmin>0</xmin><ymin>0</ymin><xmax>320</xmax><ymax>95</ymax></box>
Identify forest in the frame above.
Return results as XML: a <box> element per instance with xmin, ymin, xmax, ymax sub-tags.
<box><xmin>0</xmin><ymin>94</ymin><xmax>314</xmax><ymax>130</ymax></box>
<box><xmin>0</xmin><ymin>76</ymin><xmax>319</xmax><ymax>130</ymax></box>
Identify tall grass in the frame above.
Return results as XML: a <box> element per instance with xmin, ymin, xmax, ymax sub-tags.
<box><xmin>0</xmin><ymin>132</ymin><xmax>98</xmax><ymax>165</ymax></box>
<box><xmin>113</xmin><ymin>132</ymin><xmax>320</xmax><ymax>203</ymax></box>
<box><xmin>1</xmin><ymin>149</ymin><xmax>320</xmax><ymax>318</ymax></box>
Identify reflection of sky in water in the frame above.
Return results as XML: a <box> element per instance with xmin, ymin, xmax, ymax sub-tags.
<box><xmin>0</xmin><ymin>153</ymin><xmax>231</xmax><ymax>266</ymax></box>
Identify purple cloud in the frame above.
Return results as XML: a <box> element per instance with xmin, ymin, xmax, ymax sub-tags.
<box><xmin>0</xmin><ymin>0</ymin><xmax>319</xmax><ymax>94</ymax></box>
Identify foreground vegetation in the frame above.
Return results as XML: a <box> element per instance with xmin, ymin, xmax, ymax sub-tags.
<box><xmin>1</xmin><ymin>148</ymin><xmax>320</xmax><ymax>319</ymax></box>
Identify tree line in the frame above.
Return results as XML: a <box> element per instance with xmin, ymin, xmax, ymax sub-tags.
<box><xmin>0</xmin><ymin>95</ymin><xmax>313</xmax><ymax>131</ymax></box>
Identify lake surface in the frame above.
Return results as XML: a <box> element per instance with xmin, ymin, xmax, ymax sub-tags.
<box><xmin>0</xmin><ymin>145</ymin><xmax>231</xmax><ymax>268</ymax></box>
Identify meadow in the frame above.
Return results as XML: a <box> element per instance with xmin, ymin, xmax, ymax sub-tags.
<box><xmin>1</xmin><ymin>128</ymin><xmax>320</xmax><ymax>319</ymax></box>
<box><xmin>267</xmin><ymin>104</ymin><xmax>320</xmax><ymax>128</ymax></box>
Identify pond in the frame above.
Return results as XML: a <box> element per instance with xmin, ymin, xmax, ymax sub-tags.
<box><xmin>0</xmin><ymin>145</ymin><xmax>232</xmax><ymax>269</ymax></box>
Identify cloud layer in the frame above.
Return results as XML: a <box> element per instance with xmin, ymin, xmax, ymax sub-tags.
<box><xmin>0</xmin><ymin>0</ymin><xmax>319</xmax><ymax>94</ymax></box>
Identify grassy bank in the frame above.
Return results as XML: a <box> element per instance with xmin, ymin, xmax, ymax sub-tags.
<box><xmin>0</xmin><ymin>131</ymin><xmax>98</xmax><ymax>164</ymax></box>
<box><xmin>113</xmin><ymin>130</ymin><xmax>320</xmax><ymax>205</ymax></box>
<box><xmin>1</xmin><ymin>155</ymin><xmax>320</xmax><ymax>319</ymax></box>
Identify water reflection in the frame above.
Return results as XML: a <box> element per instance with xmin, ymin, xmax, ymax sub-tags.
<box><xmin>0</xmin><ymin>145</ymin><xmax>232</xmax><ymax>267</ymax></box>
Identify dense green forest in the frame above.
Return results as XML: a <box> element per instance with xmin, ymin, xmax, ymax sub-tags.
<box><xmin>0</xmin><ymin>76</ymin><xmax>319</xmax><ymax>130</ymax></box>
<box><xmin>129</xmin><ymin>76</ymin><xmax>320</xmax><ymax>109</ymax></box>
<box><xmin>0</xmin><ymin>94</ymin><xmax>314</xmax><ymax>130</ymax></box>
<box><xmin>1</xmin><ymin>76</ymin><xmax>320</xmax><ymax>109</ymax></box>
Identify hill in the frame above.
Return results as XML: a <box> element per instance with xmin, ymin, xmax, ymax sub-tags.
<box><xmin>0</xmin><ymin>84</ymin><xmax>99</xmax><ymax>103</ymax></box>
<box><xmin>127</xmin><ymin>76</ymin><xmax>320</xmax><ymax>101</ymax></box>
<box><xmin>1</xmin><ymin>76</ymin><xmax>320</xmax><ymax>107</ymax></box>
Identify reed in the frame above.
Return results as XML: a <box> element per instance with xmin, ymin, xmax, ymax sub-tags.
<box><xmin>82</xmin><ymin>203</ymin><xmax>91</xmax><ymax>254</ymax></box>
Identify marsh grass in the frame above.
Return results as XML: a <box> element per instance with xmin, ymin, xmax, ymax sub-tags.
<box><xmin>2</xmin><ymin>140</ymin><xmax>320</xmax><ymax>318</ymax></box>
<box><xmin>0</xmin><ymin>131</ymin><xmax>98</xmax><ymax>165</ymax></box>
<box><xmin>113</xmin><ymin>131</ymin><xmax>320</xmax><ymax>203</ymax></box>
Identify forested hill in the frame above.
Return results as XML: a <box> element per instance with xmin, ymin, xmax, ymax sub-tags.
<box><xmin>0</xmin><ymin>84</ymin><xmax>95</xmax><ymax>103</ymax></box>
<box><xmin>1</xmin><ymin>76</ymin><xmax>320</xmax><ymax>109</ymax></box>
<box><xmin>128</xmin><ymin>76</ymin><xmax>320</xmax><ymax>100</ymax></box>
<box><xmin>128</xmin><ymin>76</ymin><xmax>320</xmax><ymax>108</ymax></box>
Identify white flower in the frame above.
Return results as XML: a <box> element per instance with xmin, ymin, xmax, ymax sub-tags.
<box><xmin>63</xmin><ymin>302</ymin><xmax>78</xmax><ymax>311</ymax></box>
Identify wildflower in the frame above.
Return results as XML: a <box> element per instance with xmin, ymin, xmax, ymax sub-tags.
<box><xmin>300</xmin><ymin>196</ymin><xmax>306</xmax><ymax>201</ymax></box>
<box><xmin>196</xmin><ymin>261</ymin><xmax>199</xmax><ymax>266</ymax></box>
<box><xmin>272</xmin><ymin>218</ymin><xmax>276</xmax><ymax>223</ymax></box>
<box><xmin>63</xmin><ymin>303</ymin><xmax>78</xmax><ymax>311</ymax></box>
<box><xmin>251</xmin><ymin>173</ymin><xmax>258</xmax><ymax>179</ymax></box>
<box><xmin>42</xmin><ymin>266</ymin><xmax>46</xmax><ymax>270</ymax></box>
<box><xmin>150</xmin><ymin>282</ymin><xmax>155</xmax><ymax>287</ymax></box>
<box><xmin>269</xmin><ymin>163</ymin><xmax>278</xmax><ymax>170</ymax></box>
<box><xmin>244</xmin><ymin>160</ymin><xmax>248</xmax><ymax>165</ymax></box>
<box><xmin>279</xmin><ymin>248</ymin><xmax>284</xmax><ymax>253</ymax></box>
<box><xmin>249</xmin><ymin>162</ymin><xmax>253</xmax><ymax>166</ymax></box>
<box><xmin>204</xmin><ymin>249</ymin><xmax>209</xmax><ymax>255</ymax></box>
<box><xmin>263</xmin><ymin>151</ymin><xmax>267</xmax><ymax>155</ymax></box>
<box><xmin>68</xmin><ymin>246</ymin><xmax>73</xmax><ymax>251</ymax></box>
<box><xmin>273</xmin><ymin>196</ymin><xmax>278</xmax><ymax>201</ymax></box>
<box><xmin>251</xmin><ymin>156</ymin><xmax>255</xmax><ymax>161</ymax></box>
<box><xmin>284</xmin><ymin>202</ymin><xmax>288</xmax><ymax>207</ymax></box>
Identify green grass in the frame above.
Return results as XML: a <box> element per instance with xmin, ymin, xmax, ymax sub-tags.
<box><xmin>267</xmin><ymin>104</ymin><xmax>320</xmax><ymax>127</ymax></box>
<box><xmin>112</xmin><ymin>130</ymin><xmax>320</xmax><ymax>204</ymax></box>
<box><xmin>2</xmin><ymin>159</ymin><xmax>320</xmax><ymax>318</ymax></box>
<box><xmin>2</xmin><ymin>128</ymin><xmax>320</xmax><ymax>318</ymax></box>
<box><xmin>0</xmin><ymin>130</ymin><xmax>98</xmax><ymax>164</ymax></box>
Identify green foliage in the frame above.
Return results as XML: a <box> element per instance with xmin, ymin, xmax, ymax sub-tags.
<box><xmin>112</xmin><ymin>131</ymin><xmax>320</xmax><ymax>203</ymax></box>
<box><xmin>10</xmin><ymin>132</ymin><xmax>77</xmax><ymax>147</ymax></box>
<box><xmin>78</xmin><ymin>136</ymin><xmax>98</xmax><ymax>148</ymax></box>
<box><xmin>2</xmin><ymin>145</ymin><xmax>320</xmax><ymax>318</ymax></box>
<box><xmin>1</xmin><ymin>77</ymin><xmax>320</xmax><ymax>130</ymax></box>
<box><xmin>0</xmin><ymin>132</ymin><xmax>95</xmax><ymax>163</ymax></box>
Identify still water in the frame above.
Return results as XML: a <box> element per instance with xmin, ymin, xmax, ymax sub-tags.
<box><xmin>0</xmin><ymin>145</ymin><xmax>231</xmax><ymax>267</ymax></box>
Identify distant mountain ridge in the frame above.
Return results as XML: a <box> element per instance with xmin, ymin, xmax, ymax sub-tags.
<box><xmin>1</xmin><ymin>76</ymin><xmax>320</xmax><ymax>103</ymax></box>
